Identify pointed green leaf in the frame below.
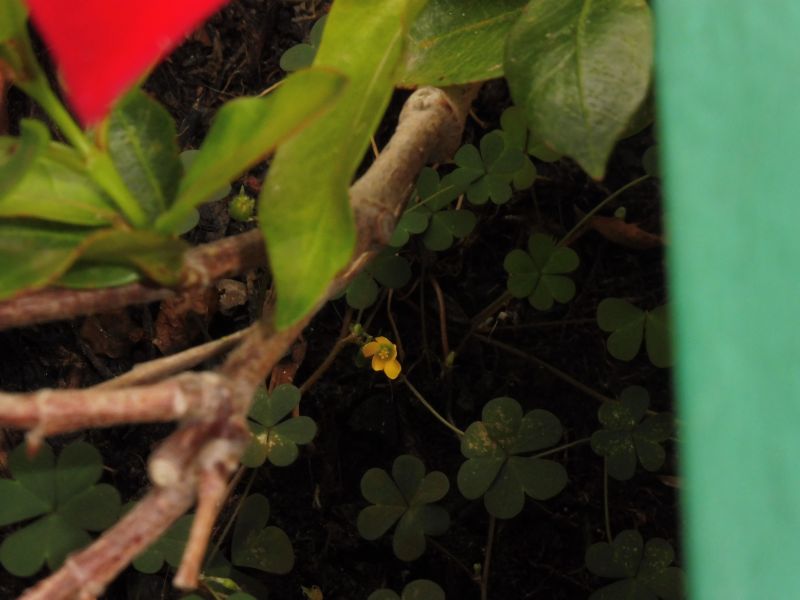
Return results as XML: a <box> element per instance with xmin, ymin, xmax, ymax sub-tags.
<box><xmin>162</xmin><ymin>68</ymin><xmax>346</xmax><ymax>233</ymax></box>
<box><xmin>261</xmin><ymin>0</ymin><xmax>424</xmax><ymax>329</ymax></box>
<box><xmin>56</xmin><ymin>264</ymin><xmax>140</xmax><ymax>289</ymax></box>
<box><xmin>505</xmin><ymin>0</ymin><xmax>653</xmax><ymax>178</ymax></box>
<box><xmin>0</xmin><ymin>221</ymin><xmax>94</xmax><ymax>299</ymax></box>
<box><xmin>0</xmin><ymin>0</ymin><xmax>27</xmax><ymax>42</ymax></box>
<box><xmin>0</xmin><ymin>120</ymin><xmax>49</xmax><ymax>199</ymax></box>
<box><xmin>398</xmin><ymin>0</ymin><xmax>528</xmax><ymax>86</ymax></box>
<box><xmin>107</xmin><ymin>90</ymin><xmax>181</xmax><ymax>222</ymax></box>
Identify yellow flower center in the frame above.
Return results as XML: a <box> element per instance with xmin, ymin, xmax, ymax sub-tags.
<box><xmin>377</xmin><ymin>344</ymin><xmax>394</xmax><ymax>360</ymax></box>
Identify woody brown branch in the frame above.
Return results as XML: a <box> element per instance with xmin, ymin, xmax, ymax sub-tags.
<box><xmin>9</xmin><ymin>84</ymin><xmax>477</xmax><ymax>600</ymax></box>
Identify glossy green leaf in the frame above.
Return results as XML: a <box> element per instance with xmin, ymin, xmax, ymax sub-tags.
<box><xmin>56</xmin><ymin>264</ymin><xmax>140</xmax><ymax>289</ymax></box>
<box><xmin>398</xmin><ymin>0</ymin><xmax>527</xmax><ymax>86</ymax></box>
<box><xmin>505</xmin><ymin>0</ymin><xmax>653</xmax><ymax>179</ymax></box>
<box><xmin>107</xmin><ymin>89</ymin><xmax>181</xmax><ymax>222</ymax></box>
<box><xmin>77</xmin><ymin>229</ymin><xmax>188</xmax><ymax>287</ymax></box>
<box><xmin>160</xmin><ymin>68</ymin><xmax>346</xmax><ymax>233</ymax></box>
<box><xmin>231</xmin><ymin>494</ymin><xmax>294</xmax><ymax>574</ymax></box>
<box><xmin>0</xmin><ymin>221</ymin><xmax>92</xmax><ymax>299</ymax></box>
<box><xmin>0</xmin><ymin>119</ymin><xmax>49</xmax><ymax>200</ymax></box>
<box><xmin>260</xmin><ymin>0</ymin><xmax>424</xmax><ymax>329</ymax></box>
<box><xmin>357</xmin><ymin>455</ymin><xmax>450</xmax><ymax>561</ymax></box>
<box><xmin>0</xmin><ymin>139</ymin><xmax>118</xmax><ymax>226</ymax></box>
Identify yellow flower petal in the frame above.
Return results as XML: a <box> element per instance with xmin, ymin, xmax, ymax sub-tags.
<box><xmin>375</xmin><ymin>336</ymin><xmax>391</xmax><ymax>345</ymax></box>
<box><xmin>362</xmin><ymin>341</ymin><xmax>379</xmax><ymax>357</ymax></box>
<box><xmin>371</xmin><ymin>355</ymin><xmax>387</xmax><ymax>371</ymax></box>
<box><xmin>384</xmin><ymin>359</ymin><xmax>401</xmax><ymax>380</ymax></box>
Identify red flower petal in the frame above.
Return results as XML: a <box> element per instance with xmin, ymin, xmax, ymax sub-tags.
<box><xmin>25</xmin><ymin>0</ymin><xmax>231</xmax><ymax>124</ymax></box>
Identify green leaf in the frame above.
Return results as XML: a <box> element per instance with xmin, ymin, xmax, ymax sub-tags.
<box><xmin>280</xmin><ymin>15</ymin><xmax>328</xmax><ymax>72</ymax></box>
<box><xmin>261</xmin><ymin>0</ymin><xmax>424</xmax><ymax>329</ymax></box>
<box><xmin>597</xmin><ymin>299</ymin><xmax>670</xmax><ymax>366</ymax></box>
<box><xmin>242</xmin><ymin>384</ymin><xmax>315</xmax><ymax>467</ymax></box>
<box><xmin>161</xmin><ymin>68</ymin><xmax>346</xmax><ymax>233</ymax></box>
<box><xmin>457</xmin><ymin>397</ymin><xmax>566</xmax><ymax>517</ymax></box>
<box><xmin>0</xmin><ymin>441</ymin><xmax>120</xmax><ymax>576</ymax></box>
<box><xmin>56</xmin><ymin>264</ymin><xmax>140</xmax><ymax>289</ymax></box>
<box><xmin>368</xmin><ymin>580</ymin><xmax>445</xmax><ymax>600</ymax></box>
<box><xmin>505</xmin><ymin>0</ymin><xmax>653</xmax><ymax>179</ymax></box>
<box><xmin>389</xmin><ymin>210</ymin><xmax>430</xmax><ymax>247</ymax></box>
<box><xmin>0</xmin><ymin>139</ymin><xmax>118</xmax><ymax>226</ymax></box>
<box><xmin>231</xmin><ymin>494</ymin><xmax>294</xmax><ymax>574</ymax></box>
<box><xmin>0</xmin><ymin>119</ymin><xmax>49</xmax><ymax>199</ymax></box>
<box><xmin>345</xmin><ymin>271</ymin><xmax>380</xmax><ymax>310</ymax></box>
<box><xmin>398</xmin><ymin>0</ymin><xmax>528</xmax><ymax>86</ymax></box>
<box><xmin>132</xmin><ymin>514</ymin><xmax>193</xmax><ymax>573</ymax></box>
<box><xmin>587</xmin><ymin>531</ymin><xmax>684</xmax><ymax>599</ymax></box>
<box><xmin>106</xmin><ymin>89</ymin><xmax>181</xmax><ymax>222</ymax></box>
<box><xmin>645</xmin><ymin>305</ymin><xmax>672</xmax><ymax>368</ymax></box>
<box><xmin>0</xmin><ymin>513</ymin><xmax>90</xmax><ymax>576</ymax></box>
<box><xmin>368</xmin><ymin>253</ymin><xmax>412</xmax><ymax>289</ymax></box>
<box><xmin>504</xmin><ymin>234</ymin><xmax>579</xmax><ymax>310</ymax></box>
<box><xmin>0</xmin><ymin>221</ymin><xmax>92</xmax><ymax>300</ymax></box>
<box><xmin>591</xmin><ymin>387</ymin><xmax>673</xmax><ymax>481</ymax></box>
<box><xmin>77</xmin><ymin>229</ymin><xmax>189</xmax><ymax>287</ymax></box>
<box><xmin>357</xmin><ymin>455</ymin><xmax>450</xmax><ymax>561</ymax></box>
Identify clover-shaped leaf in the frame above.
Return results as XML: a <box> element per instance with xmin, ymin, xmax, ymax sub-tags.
<box><xmin>357</xmin><ymin>455</ymin><xmax>450</xmax><ymax>561</ymax></box>
<box><xmin>591</xmin><ymin>386</ymin><xmax>673</xmax><ymax>481</ymax></box>
<box><xmin>0</xmin><ymin>441</ymin><xmax>121</xmax><ymax>576</ymax></box>
<box><xmin>389</xmin><ymin>167</ymin><xmax>476</xmax><ymax>251</ymax></box>
<box><xmin>133</xmin><ymin>513</ymin><xmax>193</xmax><ymax>573</ymax></box>
<box><xmin>451</xmin><ymin>130</ymin><xmax>526</xmax><ymax>205</ymax></box>
<box><xmin>231</xmin><ymin>494</ymin><xmax>294</xmax><ymax>574</ymax></box>
<box><xmin>457</xmin><ymin>397</ymin><xmax>567</xmax><ymax>519</ymax></box>
<box><xmin>279</xmin><ymin>15</ymin><xmax>327</xmax><ymax>72</ymax></box>
<box><xmin>597</xmin><ymin>299</ymin><xmax>672</xmax><ymax>368</ymax></box>
<box><xmin>241</xmin><ymin>384</ymin><xmax>317</xmax><ymax>468</ymax></box>
<box><xmin>344</xmin><ymin>251</ymin><xmax>412</xmax><ymax>309</ymax></box>
<box><xmin>586</xmin><ymin>530</ymin><xmax>684</xmax><ymax>600</ymax></box>
<box><xmin>368</xmin><ymin>579</ymin><xmax>446</xmax><ymax>600</ymax></box>
<box><xmin>504</xmin><ymin>234</ymin><xmax>580</xmax><ymax>310</ymax></box>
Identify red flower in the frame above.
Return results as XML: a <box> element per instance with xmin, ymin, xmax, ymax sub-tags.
<box><xmin>25</xmin><ymin>0</ymin><xmax>231</xmax><ymax>124</ymax></box>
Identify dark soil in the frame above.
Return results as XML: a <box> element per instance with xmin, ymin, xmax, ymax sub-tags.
<box><xmin>0</xmin><ymin>1</ymin><xmax>678</xmax><ymax>599</ymax></box>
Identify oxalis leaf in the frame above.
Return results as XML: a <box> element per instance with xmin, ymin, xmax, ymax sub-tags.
<box><xmin>398</xmin><ymin>0</ymin><xmax>527</xmax><ymax>86</ymax></box>
<box><xmin>586</xmin><ymin>530</ymin><xmax>684</xmax><ymax>600</ymax></box>
<box><xmin>504</xmin><ymin>0</ymin><xmax>653</xmax><ymax>179</ymax></box>
<box><xmin>158</xmin><ymin>67</ymin><xmax>346</xmax><ymax>233</ymax></box>
<box><xmin>260</xmin><ymin>0</ymin><xmax>426</xmax><ymax>330</ymax></box>
<box><xmin>590</xmin><ymin>386</ymin><xmax>674</xmax><ymax>481</ymax></box>
<box><xmin>368</xmin><ymin>579</ymin><xmax>446</xmax><ymax>600</ymax></box>
<box><xmin>504</xmin><ymin>233</ymin><xmax>580</xmax><ymax>310</ymax></box>
<box><xmin>457</xmin><ymin>397</ymin><xmax>567</xmax><ymax>519</ymax></box>
<box><xmin>357</xmin><ymin>455</ymin><xmax>450</xmax><ymax>561</ymax></box>
<box><xmin>0</xmin><ymin>441</ymin><xmax>121</xmax><ymax>577</ymax></box>
<box><xmin>450</xmin><ymin>130</ymin><xmax>526</xmax><ymax>205</ymax></box>
<box><xmin>279</xmin><ymin>15</ymin><xmax>327</xmax><ymax>72</ymax></box>
<box><xmin>343</xmin><ymin>251</ymin><xmax>412</xmax><ymax>310</ymax></box>
<box><xmin>241</xmin><ymin>384</ymin><xmax>317</xmax><ymax>468</ymax></box>
<box><xmin>597</xmin><ymin>298</ymin><xmax>672</xmax><ymax>367</ymax></box>
<box><xmin>231</xmin><ymin>494</ymin><xmax>294</xmax><ymax>574</ymax></box>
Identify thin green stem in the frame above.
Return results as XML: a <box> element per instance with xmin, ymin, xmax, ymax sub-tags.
<box><xmin>558</xmin><ymin>174</ymin><xmax>651</xmax><ymax>246</ymax></box>
<box><xmin>603</xmin><ymin>458</ymin><xmax>613</xmax><ymax>544</ymax></box>
<box><xmin>533</xmin><ymin>437</ymin><xmax>591</xmax><ymax>459</ymax></box>
<box><xmin>402</xmin><ymin>376</ymin><xmax>464</xmax><ymax>437</ymax></box>
<box><xmin>474</xmin><ymin>334</ymin><xmax>614</xmax><ymax>404</ymax></box>
<box><xmin>480</xmin><ymin>515</ymin><xmax>497</xmax><ymax>600</ymax></box>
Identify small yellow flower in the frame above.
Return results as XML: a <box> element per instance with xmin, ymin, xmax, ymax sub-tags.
<box><xmin>361</xmin><ymin>336</ymin><xmax>401</xmax><ymax>380</ymax></box>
